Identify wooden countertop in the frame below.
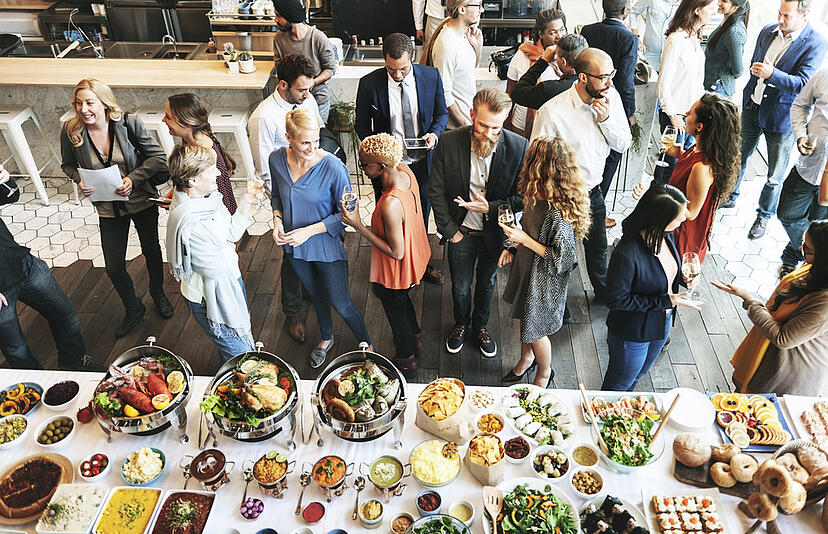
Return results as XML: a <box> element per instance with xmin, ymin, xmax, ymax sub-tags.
<box><xmin>0</xmin><ymin>58</ymin><xmax>274</xmax><ymax>89</ymax></box>
<box><xmin>0</xmin><ymin>0</ymin><xmax>55</xmax><ymax>10</ymax></box>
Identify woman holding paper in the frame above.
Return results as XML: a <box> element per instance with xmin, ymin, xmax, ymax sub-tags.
<box><xmin>60</xmin><ymin>78</ymin><xmax>173</xmax><ymax>338</ymax></box>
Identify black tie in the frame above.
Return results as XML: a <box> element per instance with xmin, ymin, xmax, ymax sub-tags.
<box><xmin>400</xmin><ymin>81</ymin><xmax>416</xmax><ymax>139</ymax></box>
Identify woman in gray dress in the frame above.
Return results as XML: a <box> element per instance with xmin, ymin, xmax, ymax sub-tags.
<box><xmin>499</xmin><ymin>137</ymin><xmax>591</xmax><ymax>387</ymax></box>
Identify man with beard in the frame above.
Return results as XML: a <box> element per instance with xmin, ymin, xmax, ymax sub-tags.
<box><xmin>248</xmin><ymin>54</ymin><xmax>323</xmax><ymax>345</ymax></box>
<box><xmin>429</xmin><ymin>88</ymin><xmax>528</xmax><ymax>357</ymax></box>
<box><xmin>531</xmin><ymin>48</ymin><xmax>631</xmax><ymax>304</ymax></box>
<box><xmin>272</xmin><ymin>0</ymin><xmax>337</xmax><ymax>122</ymax></box>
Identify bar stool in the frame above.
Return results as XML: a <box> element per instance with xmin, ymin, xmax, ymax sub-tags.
<box><xmin>134</xmin><ymin>107</ymin><xmax>176</xmax><ymax>156</ymax></box>
<box><xmin>0</xmin><ymin>106</ymin><xmax>59</xmax><ymax>205</ymax></box>
<box><xmin>208</xmin><ymin>108</ymin><xmax>255</xmax><ymax>181</ymax></box>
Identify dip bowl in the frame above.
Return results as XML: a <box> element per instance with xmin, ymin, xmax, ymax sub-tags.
<box><xmin>245</xmin><ymin>451</ymin><xmax>296</xmax><ymax>498</ymax></box>
<box><xmin>360</xmin><ymin>454</ymin><xmax>411</xmax><ymax>502</ymax></box>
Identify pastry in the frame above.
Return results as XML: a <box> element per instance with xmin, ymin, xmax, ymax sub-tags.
<box><xmin>746</xmin><ymin>492</ymin><xmax>778</xmax><ymax>522</ymax></box>
<box><xmin>673</xmin><ymin>433</ymin><xmax>711</xmax><ymax>468</ymax></box>
<box><xmin>797</xmin><ymin>445</ymin><xmax>828</xmax><ymax>474</ymax></box>
<box><xmin>0</xmin><ymin>457</ymin><xmax>64</xmax><ymax>519</ymax></box>
<box><xmin>730</xmin><ymin>454</ymin><xmax>759</xmax><ymax>483</ymax></box>
<box><xmin>710</xmin><ymin>462</ymin><xmax>737</xmax><ymax>488</ymax></box>
<box><xmin>777</xmin><ymin>482</ymin><xmax>807</xmax><ymax>514</ymax></box>
<box><xmin>711</xmin><ymin>444</ymin><xmax>740</xmax><ymax>463</ymax></box>
<box><xmin>758</xmin><ymin>460</ymin><xmax>793</xmax><ymax>497</ymax></box>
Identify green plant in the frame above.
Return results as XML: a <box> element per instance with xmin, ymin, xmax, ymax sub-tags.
<box><xmin>630</xmin><ymin>120</ymin><xmax>643</xmax><ymax>153</ymax></box>
<box><xmin>227</xmin><ymin>50</ymin><xmax>238</xmax><ymax>62</ymax></box>
<box><xmin>328</xmin><ymin>100</ymin><xmax>361</xmax><ymax>158</ymax></box>
<box><xmin>238</xmin><ymin>50</ymin><xmax>253</xmax><ymax>61</ymax></box>
<box><xmin>223</xmin><ymin>42</ymin><xmax>235</xmax><ymax>55</ymax></box>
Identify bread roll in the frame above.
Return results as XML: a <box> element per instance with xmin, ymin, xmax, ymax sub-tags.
<box><xmin>710</xmin><ymin>462</ymin><xmax>738</xmax><ymax>488</ymax></box>
<box><xmin>730</xmin><ymin>454</ymin><xmax>759</xmax><ymax>484</ymax></box>
<box><xmin>747</xmin><ymin>492</ymin><xmax>778</xmax><ymax>522</ymax></box>
<box><xmin>673</xmin><ymin>433</ymin><xmax>711</xmax><ymax>468</ymax></box>
<box><xmin>712</xmin><ymin>443</ymin><xmax>741</xmax><ymax>463</ymax></box>
<box><xmin>778</xmin><ymin>482</ymin><xmax>807</xmax><ymax>514</ymax></box>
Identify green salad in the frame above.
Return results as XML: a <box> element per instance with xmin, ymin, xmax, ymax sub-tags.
<box><xmin>414</xmin><ymin>516</ymin><xmax>466</xmax><ymax>534</ymax></box>
<box><xmin>599</xmin><ymin>413</ymin><xmax>655</xmax><ymax>466</ymax></box>
<box><xmin>495</xmin><ymin>483</ymin><xmax>577</xmax><ymax>534</ymax></box>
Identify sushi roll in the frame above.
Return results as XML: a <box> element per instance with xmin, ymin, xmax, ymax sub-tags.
<box><xmin>526</xmin><ymin>388</ymin><xmax>542</xmax><ymax>403</ymax></box>
<box><xmin>651</xmin><ymin>496</ymin><xmax>676</xmax><ymax>513</ymax></box>
<box><xmin>506</xmin><ymin>406</ymin><xmax>526</xmax><ymax>418</ymax></box>
<box><xmin>629</xmin><ymin>527</ymin><xmax>650</xmax><ymax>534</ymax></box>
<box><xmin>610</xmin><ymin>510</ymin><xmax>633</xmax><ymax>532</ymax></box>
<box><xmin>514</xmin><ymin>413</ymin><xmax>533</xmax><ymax>429</ymax></box>
<box><xmin>657</xmin><ymin>513</ymin><xmax>680</xmax><ymax>530</ymax></box>
<box><xmin>701</xmin><ymin>512</ymin><xmax>723</xmax><ymax>531</ymax></box>
<box><xmin>550</xmin><ymin>430</ymin><xmax>564</xmax><ymax>445</ymax></box>
<box><xmin>534</xmin><ymin>427</ymin><xmax>552</xmax><ymax>444</ymax></box>
<box><xmin>502</xmin><ymin>396</ymin><xmax>520</xmax><ymax>408</ymax></box>
<box><xmin>695</xmin><ymin>496</ymin><xmax>715</xmax><ymax>512</ymax></box>
<box><xmin>601</xmin><ymin>496</ymin><xmax>624</xmax><ymax>516</ymax></box>
<box><xmin>523</xmin><ymin>421</ymin><xmax>542</xmax><ymax>437</ymax></box>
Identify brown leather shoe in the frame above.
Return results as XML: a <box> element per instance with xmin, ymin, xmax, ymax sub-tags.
<box><xmin>286</xmin><ymin>316</ymin><xmax>305</xmax><ymax>343</ymax></box>
<box><xmin>423</xmin><ymin>264</ymin><xmax>444</xmax><ymax>285</ymax></box>
<box><xmin>413</xmin><ymin>333</ymin><xmax>423</xmax><ymax>352</ymax></box>
<box><xmin>605</xmin><ymin>217</ymin><xmax>617</xmax><ymax>228</ymax></box>
<box><xmin>394</xmin><ymin>355</ymin><xmax>418</xmax><ymax>374</ymax></box>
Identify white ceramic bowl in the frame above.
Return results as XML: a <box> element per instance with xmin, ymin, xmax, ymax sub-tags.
<box><xmin>447</xmin><ymin>498</ymin><xmax>476</xmax><ymax>528</ymax></box>
<box><xmin>569</xmin><ymin>468</ymin><xmax>605</xmax><ymax>501</ymax></box>
<box><xmin>41</xmin><ymin>380</ymin><xmax>80</xmax><ymax>412</ymax></box>
<box><xmin>473</xmin><ymin>411</ymin><xmax>505</xmax><ymax>434</ymax></box>
<box><xmin>78</xmin><ymin>453</ymin><xmax>111</xmax><ymax>481</ymax></box>
<box><xmin>0</xmin><ymin>414</ymin><xmax>29</xmax><ymax>450</ymax></box>
<box><xmin>388</xmin><ymin>512</ymin><xmax>415</xmax><ymax>534</ymax></box>
<box><xmin>34</xmin><ymin>414</ymin><xmax>76</xmax><ymax>449</ymax></box>
<box><xmin>358</xmin><ymin>498</ymin><xmax>384</xmax><ymax>529</ymax></box>
<box><xmin>570</xmin><ymin>443</ymin><xmax>601</xmax><ymax>468</ymax></box>
<box><xmin>590</xmin><ymin>407</ymin><xmax>665</xmax><ymax>474</ymax></box>
<box><xmin>504</xmin><ymin>436</ymin><xmax>532</xmax><ymax>464</ymax></box>
<box><xmin>530</xmin><ymin>445</ymin><xmax>571</xmax><ymax>482</ymax></box>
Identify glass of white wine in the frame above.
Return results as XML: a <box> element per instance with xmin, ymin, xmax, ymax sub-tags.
<box><xmin>681</xmin><ymin>251</ymin><xmax>702</xmax><ymax>300</ymax></box>
<box><xmin>655</xmin><ymin>125</ymin><xmax>678</xmax><ymax>168</ymax></box>
<box><xmin>342</xmin><ymin>185</ymin><xmax>358</xmax><ymax>212</ymax></box>
<box><xmin>247</xmin><ymin>178</ymin><xmax>265</xmax><ymax>208</ymax></box>
<box><xmin>1</xmin><ymin>181</ymin><xmax>17</xmax><ymax>198</ymax></box>
<box><xmin>498</xmin><ymin>204</ymin><xmax>517</xmax><ymax>247</ymax></box>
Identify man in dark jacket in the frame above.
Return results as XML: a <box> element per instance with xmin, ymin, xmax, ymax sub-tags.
<box><xmin>429</xmin><ymin>88</ymin><xmax>527</xmax><ymax>358</ymax></box>
<box><xmin>0</xmin><ymin>165</ymin><xmax>103</xmax><ymax>371</ymax></box>
<box><xmin>511</xmin><ymin>33</ymin><xmax>587</xmax><ymax>111</ymax></box>
<box><xmin>581</xmin><ymin>0</ymin><xmax>638</xmax><ymax>207</ymax></box>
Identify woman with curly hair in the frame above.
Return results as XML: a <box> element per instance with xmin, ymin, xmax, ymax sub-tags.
<box><xmin>499</xmin><ymin>137</ymin><xmax>590</xmax><ymax>387</ymax></box>
<box><xmin>341</xmin><ymin>133</ymin><xmax>430</xmax><ymax>374</ymax></box>
<box><xmin>713</xmin><ymin>220</ymin><xmax>828</xmax><ymax>395</ymax></box>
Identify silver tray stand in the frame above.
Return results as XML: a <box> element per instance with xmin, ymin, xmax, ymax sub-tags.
<box><xmin>95</xmin><ymin>336</ymin><xmax>193</xmax><ymax>443</ymax></box>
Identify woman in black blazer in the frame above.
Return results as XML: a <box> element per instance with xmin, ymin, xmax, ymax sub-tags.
<box><xmin>602</xmin><ymin>184</ymin><xmax>702</xmax><ymax>391</ymax></box>
<box><xmin>60</xmin><ymin>79</ymin><xmax>172</xmax><ymax>338</ymax></box>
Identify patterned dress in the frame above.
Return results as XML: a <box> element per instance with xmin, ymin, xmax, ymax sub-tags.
<box><xmin>502</xmin><ymin>201</ymin><xmax>578</xmax><ymax>343</ymax></box>
<box><xmin>212</xmin><ymin>141</ymin><xmax>237</xmax><ymax>214</ymax></box>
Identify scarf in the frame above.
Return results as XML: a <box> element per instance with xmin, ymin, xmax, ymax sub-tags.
<box><xmin>730</xmin><ymin>264</ymin><xmax>811</xmax><ymax>392</ymax></box>
<box><xmin>166</xmin><ymin>190</ymin><xmax>253</xmax><ymax>344</ymax></box>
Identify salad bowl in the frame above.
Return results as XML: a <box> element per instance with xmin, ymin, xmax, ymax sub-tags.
<box><xmin>589</xmin><ymin>408</ymin><xmax>664</xmax><ymax>474</ymax></box>
<box><xmin>482</xmin><ymin>477</ymin><xmax>581</xmax><ymax>534</ymax></box>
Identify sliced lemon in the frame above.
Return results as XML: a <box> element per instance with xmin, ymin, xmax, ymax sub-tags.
<box><xmin>123</xmin><ymin>404</ymin><xmax>140</xmax><ymax>417</ymax></box>
<box><xmin>152</xmin><ymin>394</ymin><xmax>171</xmax><ymax>411</ymax></box>
<box><xmin>240</xmin><ymin>359</ymin><xmax>259</xmax><ymax>374</ymax></box>
<box><xmin>166</xmin><ymin>371</ymin><xmax>185</xmax><ymax>395</ymax></box>
<box><xmin>129</xmin><ymin>366</ymin><xmax>147</xmax><ymax>380</ymax></box>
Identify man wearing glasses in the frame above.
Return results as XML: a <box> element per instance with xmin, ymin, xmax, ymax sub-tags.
<box><xmin>531</xmin><ymin>48</ymin><xmax>631</xmax><ymax>304</ymax></box>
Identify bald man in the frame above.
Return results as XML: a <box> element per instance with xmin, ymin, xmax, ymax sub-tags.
<box><xmin>531</xmin><ymin>48</ymin><xmax>631</xmax><ymax>303</ymax></box>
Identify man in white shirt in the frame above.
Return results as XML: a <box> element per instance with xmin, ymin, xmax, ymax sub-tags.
<box><xmin>412</xmin><ymin>0</ymin><xmax>447</xmax><ymax>44</ymax></box>
<box><xmin>425</xmin><ymin>0</ymin><xmax>483</xmax><ymax>128</ymax></box>
<box><xmin>247</xmin><ymin>54</ymin><xmax>322</xmax><ymax>344</ymax></box>
<box><xmin>776</xmin><ymin>67</ymin><xmax>828</xmax><ymax>277</ymax></box>
<box><xmin>531</xmin><ymin>48</ymin><xmax>631</xmax><ymax>303</ymax></box>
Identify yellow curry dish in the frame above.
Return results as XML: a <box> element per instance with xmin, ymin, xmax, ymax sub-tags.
<box><xmin>312</xmin><ymin>455</ymin><xmax>347</xmax><ymax>487</ymax></box>
<box><xmin>94</xmin><ymin>487</ymin><xmax>161</xmax><ymax>534</ymax></box>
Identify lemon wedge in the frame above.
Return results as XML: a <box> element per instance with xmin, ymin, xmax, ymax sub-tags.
<box><xmin>166</xmin><ymin>371</ymin><xmax>185</xmax><ymax>395</ymax></box>
<box><xmin>123</xmin><ymin>404</ymin><xmax>140</xmax><ymax>417</ymax></box>
<box><xmin>152</xmin><ymin>394</ymin><xmax>171</xmax><ymax>411</ymax></box>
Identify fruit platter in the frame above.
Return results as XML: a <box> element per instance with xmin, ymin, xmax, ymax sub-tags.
<box><xmin>201</xmin><ymin>343</ymin><xmax>301</xmax><ymax>446</ymax></box>
<box><xmin>708</xmin><ymin>392</ymin><xmax>793</xmax><ymax>452</ymax></box>
<box><xmin>0</xmin><ymin>382</ymin><xmax>42</xmax><ymax>417</ymax></box>
<box><xmin>92</xmin><ymin>337</ymin><xmax>193</xmax><ymax>442</ymax></box>
<box><xmin>501</xmin><ymin>385</ymin><xmax>575</xmax><ymax>447</ymax></box>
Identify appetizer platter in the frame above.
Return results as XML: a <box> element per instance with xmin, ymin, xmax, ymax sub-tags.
<box><xmin>642</xmin><ymin>488</ymin><xmax>730</xmax><ymax>534</ymax></box>
<box><xmin>708</xmin><ymin>392</ymin><xmax>793</xmax><ymax>452</ymax></box>
<box><xmin>501</xmin><ymin>385</ymin><xmax>575</xmax><ymax>447</ymax></box>
<box><xmin>581</xmin><ymin>393</ymin><xmax>661</xmax><ymax>423</ymax></box>
<box><xmin>0</xmin><ymin>453</ymin><xmax>74</xmax><ymax>525</ymax></box>
<box><xmin>591</xmin><ymin>408</ymin><xmax>664</xmax><ymax>472</ymax></box>
<box><xmin>0</xmin><ymin>382</ymin><xmax>42</xmax><ymax>417</ymax></box>
<box><xmin>482</xmin><ymin>477</ymin><xmax>580</xmax><ymax>534</ymax></box>
<box><xmin>580</xmin><ymin>495</ymin><xmax>649</xmax><ymax>534</ymax></box>
<box><xmin>784</xmin><ymin>395</ymin><xmax>828</xmax><ymax>448</ymax></box>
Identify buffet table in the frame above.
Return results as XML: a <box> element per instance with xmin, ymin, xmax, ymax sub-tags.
<box><xmin>0</xmin><ymin>369</ymin><xmax>823</xmax><ymax>534</ymax></box>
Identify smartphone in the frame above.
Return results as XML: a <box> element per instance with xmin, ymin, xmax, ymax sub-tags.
<box><xmin>147</xmin><ymin>197</ymin><xmax>171</xmax><ymax>206</ymax></box>
<box><xmin>404</xmin><ymin>138</ymin><xmax>429</xmax><ymax>150</ymax></box>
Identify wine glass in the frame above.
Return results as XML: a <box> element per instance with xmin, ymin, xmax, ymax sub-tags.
<box><xmin>681</xmin><ymin>252</ymin><xmax>702</xmax><ymax>300</ymax></box>
<box><xmin>498</xmin><ymin>204</ymin><xmax>516</xmax><ymax>247</ymax></box>
<box><xmin>655</xmin><ymin>125</ymin><xmax>678</xmax><ymax>167</ymax></box>
<box><xmin>246</xmin><ymin>178</ymin><xmax>265</xmax><ymax>209</ymax></box>
<box><xmin>342</xmin><ymin>184</ymin><xmax>358</xmax><ymax>212</ymax></box>
<box><xmin>1</xmin><ymin>181</ymin><xmax>17</xmax><ymax>198</ymax></box>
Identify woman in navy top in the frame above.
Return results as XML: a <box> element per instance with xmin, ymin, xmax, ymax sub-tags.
<box><xmin>602</xmin><ymin>184</ymin><xmax>702</xmax><ymax>391</ymax></box>
<box><xmin>703</xmin><ymin>0</ymin><xmax>748</xmax><ymax>98</ymax></box>
<box><xmin>270</xmin><ymin>108</ymin><xmax>371</xmax><ymax>368</ymax></box>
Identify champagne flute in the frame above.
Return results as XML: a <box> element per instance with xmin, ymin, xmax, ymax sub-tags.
<box><xmin>246</xmin><ymin>178</ymin><xmax>265</xmax><ymax>209</ymax></box>
<box><xmin>655</xmin><ymin>125</ymin><xmax>678</xmax><ymax>167</ymax></box>
<box><xmin>681</xmin><ymin>252</ymin><xmax>702</xmax><ymax>300</ymax></box>
<box><xmin>1</xmin><ymin>181</ymin><xmax>17</xmax><ymax>198</ymax></box>
<box><xmin>342</xmin><ymin>184</ymin><xmax>358</xmax><ymax>212</ymax></box>
<box><xmin>498</xmin><ymin>204</ymin><xmax>517</xmax><ymax>247</ymax></box>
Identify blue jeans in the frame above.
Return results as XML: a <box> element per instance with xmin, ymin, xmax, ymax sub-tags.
<box><xmin>0</xmin><ymin>254</ymin><xmax>85</xmax><ymax>369</ymax></box>
<box><xmin>446</xmin><ymin>232</ymin><xmax>499</xmax><ymax>330</ymax></box>
<box><xmin>777</xmin><ymin>167</ymin><xmax>828</xmax><ymax>266</ymax></box>
<box><xmin>317</xmin><ymin>99</ymin><xmax>331</xmax><ymax>124</ymax></box>
<box><xmin>185</xmin><ymin>277</ymin><xmax>254</xmax><ymax>363</ymax></box>
<box><xmin>288</xmin><ymin>256</ymin><xmax>370</xmax><ymax>344</ymax></box>
<box><xmin>730</xmin><ymin>101</ymin><xmax>796</xmax><ymax>218</ymax></box>
<box><xmin>602</xmin><ymin>310</ymin><xmax>672</xmax><ymax>391</ymax></box>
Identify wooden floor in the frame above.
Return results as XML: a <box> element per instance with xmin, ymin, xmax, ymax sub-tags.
<box><xmin>13</xmin><ymin>233</ymin><xmax>750</xmax><ymax>392</ymax></box>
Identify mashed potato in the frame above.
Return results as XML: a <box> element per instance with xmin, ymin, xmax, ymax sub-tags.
<box><xmin>411</xmin><ymin>440</ymin><xmax>460</xmax><ymax>485</ymax></box>
<box><xmin>123</xmin><ymin>448</ymin><xmax>163</xmax><ymax>484</ymax></box>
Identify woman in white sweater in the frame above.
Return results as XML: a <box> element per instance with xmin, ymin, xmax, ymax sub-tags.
<box><xmin>653</xmin><ymin>0</ymin><xmax>719</xmax><ymax>183</ymax></box>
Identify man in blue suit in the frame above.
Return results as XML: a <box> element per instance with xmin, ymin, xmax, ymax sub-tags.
<box><xmin>356</xmin><ymin>32</ymin><xmax>449</xmax><ymax>284</ymax></box>
<box><xmin>723</xmin><ymin>0</ymin><xmax>827</xmax><ymax>240</ymax></box>
<box><xmin>581</xmin><ymin>0</ymin><xmax>639</xmax><ymax>222</ymax></box>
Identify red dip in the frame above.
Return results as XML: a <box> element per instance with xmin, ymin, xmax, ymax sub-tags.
<box><xmin>303</xmin><ymin>501</ymin><xmax>325</xmax><ymax>523</ymax></box>
<box><xmin>417</xmin><ymin>492</ymin><xmax>441</xmax><ymax>511</ymax></box>
<box><xmin>44</xmin><ymin>381</ymin><xmax>79</xmax><ymax>406</ymax></box>
<box><xmin>151</xmin><ymin>492</ymin><xmax>214</xmax><ymax>534</ymax></box>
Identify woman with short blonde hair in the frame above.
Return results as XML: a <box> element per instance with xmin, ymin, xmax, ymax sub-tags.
<box><xmin>500</xmin><ymin>137</ymin><xmax>589</xmax><ymax>387</ymax></box>
<box><xmin>270</xmin><ymin>108</ymin><xmax>371</xmax><ymax>368</ymax></box>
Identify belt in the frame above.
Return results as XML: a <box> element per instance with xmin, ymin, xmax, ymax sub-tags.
<box><xmin>460</xmin><ymin>226</ymin><xmax>484</xmax><ymax>237</ymax></box>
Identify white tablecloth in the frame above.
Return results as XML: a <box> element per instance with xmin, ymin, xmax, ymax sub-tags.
<box><xmin>0</xmin><ymin>369</ymin><xmax>823</xmax><ymax>534</ymax></box>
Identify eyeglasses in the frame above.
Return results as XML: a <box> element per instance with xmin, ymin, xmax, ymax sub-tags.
<box><xmin>583</xmin><ymin>69</ymin><xmax>617</xmax><ymax>83</ymax></box>
<box><xmin>358</xmin><ymin>161</ymin><xmax>380</xmax><ymax>170</ymax></box>
<box><xmin>466</xmin><ymin>3</ymin><xmax>483</xmax><ymax>8</ymax></box>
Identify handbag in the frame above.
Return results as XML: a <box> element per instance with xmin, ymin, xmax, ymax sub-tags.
<box><xmin>123</xmin><ymin>112</ymin><xmax>170</xmax><ymax>187</ymax></box>
<box><xmin>489</xmin><ymin>45</ymin><xmax>519</xmax><ymax>81</ymax></box>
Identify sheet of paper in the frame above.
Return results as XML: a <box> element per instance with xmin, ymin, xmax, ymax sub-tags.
<box><xmin>78</xmin><ymin>165</ymin><xmax>127</xmax><ymax>202</ymax></box>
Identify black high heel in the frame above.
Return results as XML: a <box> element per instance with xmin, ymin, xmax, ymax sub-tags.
<box><xmin>502</xmin><ymin>361</ymin><xmax>538</xmax><ymax>383</ymax></box>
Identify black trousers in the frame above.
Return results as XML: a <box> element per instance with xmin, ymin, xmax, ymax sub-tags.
<box><xmin>600</xmin><ymin>149</ymin><xmax>623</xmax><ymax>198</ymax></box>
<box><xmin>372</xmin><ymin>282</ymin><xmax>421</xmax><ymax>359</ymax></box>
<box><xmin>280</xmin><ymin>254</ymin><xmax>303</xmax><ymax>317</ymax></box>
<box><xmin>98</xmin><ymin>205</ymin><xmax>164</xmax><ymax>312</ymax></box>
<box><xmin>584</xmin><ymin>186</ymin><xmax>608</xmax><ymax>300</ymax></box>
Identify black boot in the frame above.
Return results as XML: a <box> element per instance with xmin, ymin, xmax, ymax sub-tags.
<box><xmin>115</xmin><ymin>301</ymin><xmax>146</xmax><ymax>338</ymax></box>
<box><xmin>151</xmin><ymin>292</ymin><xmax>174</xmax><ymax>319</ymax></box>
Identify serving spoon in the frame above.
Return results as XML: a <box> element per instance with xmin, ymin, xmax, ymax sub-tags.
<box><xmin>352</xmin><ymin>476</ymin><xmax>366</xmax><ymax>520</ymax></box>
<box><xmin>295</xmin><ymin>472</ymin><xmax>311</xmax><ymax>515</ymax></box>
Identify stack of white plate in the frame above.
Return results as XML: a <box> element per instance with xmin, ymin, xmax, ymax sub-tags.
<box><xmin>662</xmin><ymin>387</ymin><xmax>716</xmax><ymax>432</ymax></box>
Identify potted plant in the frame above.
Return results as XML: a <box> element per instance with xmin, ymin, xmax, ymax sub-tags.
<box><xmin>238</xmin><ymin>51</ymin><xmax>254</xmax><ymax>73</ymax></box>
<box><xmin>222</xmin><ymin>42</ymin><xmax>234</xmax><ymax>64</ymax></box>
<box><xmin>227</xmin><ymin>49</ymin><xmax>239</xmax><ymax>74</ymax></box>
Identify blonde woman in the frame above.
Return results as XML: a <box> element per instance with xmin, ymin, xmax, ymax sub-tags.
<box><xmin>270</xmin><ymin>108</ymin><xmax>371</xmax><ymax>368</ymax></box>
<box><xmin>499</xmin><ymin>137</ymin><xmax>590</xmax><ymax>387</ymax></box>
<box><xmin>60</xmin><ymin>78</ymin><xmax>172</xmax><ymax>337</ymax></box>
